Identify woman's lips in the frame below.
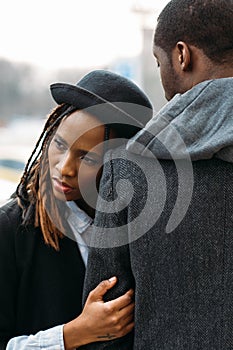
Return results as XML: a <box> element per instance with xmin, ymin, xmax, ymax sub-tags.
<box><xmin>52</xmin><ymin>178</ymin><xmax>75</xmax><ymax>194</ymax></box>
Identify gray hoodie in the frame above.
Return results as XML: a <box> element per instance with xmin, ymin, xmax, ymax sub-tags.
<box><xmin>127</xmin><ymin>78</ymin><xmax>233</xmax><ymax>163</ymax></box>
<box><xmin>83</xmin><ymin>77</ymin><xmax>233</xmax><ymax>350</ymax></box>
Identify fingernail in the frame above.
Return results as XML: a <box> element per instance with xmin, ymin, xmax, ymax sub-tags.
<box><xmin>108</xmin><ymin>276</ymin><xmax>117</xmax><ymax>283</ymax></box>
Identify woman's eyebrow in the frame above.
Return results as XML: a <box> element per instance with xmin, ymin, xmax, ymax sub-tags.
<box><xmin>55</xmin><ymin>133</ymin><xmax>69</xmax><ymax>147</ymax></box>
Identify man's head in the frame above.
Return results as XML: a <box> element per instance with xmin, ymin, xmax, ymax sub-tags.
<box><xmin>153</xmin><ymin>0</ymin><xmax>233</xmax><ymax>100</ymax></box>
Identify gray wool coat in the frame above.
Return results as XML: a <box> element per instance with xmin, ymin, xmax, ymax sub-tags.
<box><xmin>82</xmin><ymin>78</ymin><xmax>233</xmax><ymax>350</ymax></box>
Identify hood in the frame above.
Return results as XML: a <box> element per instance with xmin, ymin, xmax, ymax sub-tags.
<box><xmin>127</xmin><ymin>78</ymin><xmax>233</xmax><ymax>163</ymax></box>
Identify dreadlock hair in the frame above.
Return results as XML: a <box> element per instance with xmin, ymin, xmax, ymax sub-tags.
<box><xmin>16</xmin><ymin>104</ymin><xmax>77</xmax><ymax>251</ymax></box>
<box><xmin>154</xmin><ymin>0</ymin><xmax>233</xmax><ymax>64</ymax></box>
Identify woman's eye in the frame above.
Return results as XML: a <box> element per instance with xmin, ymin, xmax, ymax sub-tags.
<box><xmin>80</xmin><ymin>155</ymin><xmax>98</xmax><ymax>166</ymax></box>
<box><xmin>54</xmin><ymin>138</ymin><xmax>66</xmax><ymax>151</ymax></box>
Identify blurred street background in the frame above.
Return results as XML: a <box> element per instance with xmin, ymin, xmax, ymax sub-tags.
<box><xmin>0</xmin><ymin>0</ymin><xmax>169</xmax><ymax>204</ymax></box>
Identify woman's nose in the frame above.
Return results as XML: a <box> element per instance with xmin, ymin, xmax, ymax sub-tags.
<box><xmin>56</xmin><ymin>153</ymin><xmax>77</xmax><ymax>178</ymax></box>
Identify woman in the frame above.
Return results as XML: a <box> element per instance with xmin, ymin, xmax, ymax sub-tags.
<box><xmin>0</xmin><ymin>70</ymin><xmax>153</xmax><ymax>349</ymax></box>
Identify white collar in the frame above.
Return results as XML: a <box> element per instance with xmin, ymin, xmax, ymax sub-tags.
<box><xmin>66</xmin><ymin>201</ymin><xmax>93</xmax><ymax>267</ymax></box>
<box><xmin>66</xmin><ymin>201</ymin><xmax>93</xmax><ymax>235</ymax></box>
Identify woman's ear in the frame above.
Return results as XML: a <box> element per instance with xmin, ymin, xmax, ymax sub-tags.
<box><xmin>176</xmin><ymin>41</ymin><xmax>191</xmax><ymax>71</ymax></box>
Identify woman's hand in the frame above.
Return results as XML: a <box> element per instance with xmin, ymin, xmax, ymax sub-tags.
<box><xmin>63</xmin><ymin>276</ymin><xmax>134</xmax><ymax>349</ymax></box>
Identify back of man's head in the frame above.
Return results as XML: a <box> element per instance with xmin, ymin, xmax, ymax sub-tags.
<box><xmin>154</xmin><ymin>0</ymin><xmax>233</xmax><ymax>64</ymax></box>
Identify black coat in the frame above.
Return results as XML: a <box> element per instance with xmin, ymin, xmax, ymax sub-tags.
<box><xmin>0</xmin><ymin>199</ymin><xmax>85</xmax><ymax>349</ymax></box>
<box><xmin>83</xmin><ymin>149</ymin><xmax>233</xmax><ymax>350</ymax></box>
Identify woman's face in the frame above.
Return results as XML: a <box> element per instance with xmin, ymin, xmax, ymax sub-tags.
<box><xmin>48</xmin><ymin>110</ymin><xmax>110</xmax><ymax>209</ymax></box>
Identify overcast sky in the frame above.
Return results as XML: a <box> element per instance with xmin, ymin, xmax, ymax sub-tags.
<box><xmin>1</xmin><ymin>0</ymin><xmax>169</xmax><ymax>70</ymax></box>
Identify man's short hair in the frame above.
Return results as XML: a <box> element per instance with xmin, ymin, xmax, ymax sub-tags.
<box><xmin>154</xmin><ymin>0</ymin><xmax>233</xmax><ymax>64</ymax></box>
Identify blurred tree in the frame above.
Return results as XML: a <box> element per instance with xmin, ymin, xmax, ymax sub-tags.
<box><xmin>0</xmin><ymin>59</ymin><xmax>92</xmax><ymax>122</ymax></box>
<box><xmin>0</xmin><ymin>59</ymin><xmax>51</xmax><ymax>120</ymax></box>
<box><xmin>0</xmin><ymin>59</ymin><xmax>23</xmax><ymax>119</ymax></box>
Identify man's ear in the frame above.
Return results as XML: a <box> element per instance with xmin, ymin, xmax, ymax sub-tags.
<box><xmin>175</xmin><ymin>41</ymin><xmax>191</xmax><ymax>71</ymax></box>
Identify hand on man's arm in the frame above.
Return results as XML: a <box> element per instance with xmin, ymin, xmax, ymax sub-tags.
<box><xmin>82</xmin><ymin>149</ymin><xmax>135</xmax><ymax>349</ymax></box>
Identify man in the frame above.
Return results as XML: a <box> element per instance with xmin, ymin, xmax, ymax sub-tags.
<box><xmin>82</xmin><ymin>0</ymin><xmax>233</xmax><ymax>349</ymax></box>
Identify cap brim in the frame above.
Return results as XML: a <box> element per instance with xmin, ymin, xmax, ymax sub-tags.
<box><xmin>50</xmin><ymin>83</ymin><xmax>145</xmax><ymax>128</ymax></box>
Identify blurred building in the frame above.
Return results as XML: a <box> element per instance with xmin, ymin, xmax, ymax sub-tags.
<box><xmin>111</xmin><ymin>1</ymin><xmax>166</xmax><ymax>113</ymax></box>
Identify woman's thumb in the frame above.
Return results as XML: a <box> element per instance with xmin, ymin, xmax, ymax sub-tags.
<box><xmin>88</xmin><ymin>276</ymin><xmax>117</xmax><ymax>301</ymax></box>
